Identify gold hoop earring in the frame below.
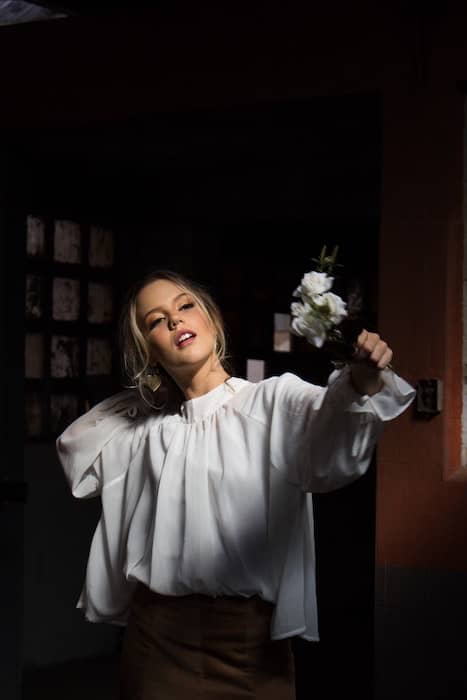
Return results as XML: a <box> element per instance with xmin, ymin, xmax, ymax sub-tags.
<box><xmin>143</xmin><ymin>366</ymin><xmax>162</xmax><ymax>393</ymax></box>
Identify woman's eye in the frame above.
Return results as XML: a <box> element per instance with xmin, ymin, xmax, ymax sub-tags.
<box><xmin>179</xmin><ymin>302</ymin><xmax>194</xmax><ymax>311</ymax></box>
<box><xmin>148</xmin><ymin>317</ymin><xmax>163</xmax><ymax>330</ymax></box>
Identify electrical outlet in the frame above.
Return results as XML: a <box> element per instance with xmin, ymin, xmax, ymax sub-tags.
<box><xmin>416</xmin><ymin>378</ymin><xmax>443</xmax><ymax>415</ymax></box>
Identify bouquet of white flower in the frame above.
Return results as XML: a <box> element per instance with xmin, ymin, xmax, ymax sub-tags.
<box><xmin>290</xmin><ymin>245</ymin><xmax>359</xmax><ymax>362</ymax></box>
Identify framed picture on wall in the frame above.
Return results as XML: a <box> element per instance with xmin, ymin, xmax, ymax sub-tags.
<box><xmin>24</xmin><ymin>215</ymin><xmax>117</xmax><ymax>440</ymax></box>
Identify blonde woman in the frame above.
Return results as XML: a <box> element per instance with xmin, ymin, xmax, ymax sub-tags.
<box><xmin>57</xmin><ymin>269</ymin><xmax>414</xmax><ymax>700</ymax></box>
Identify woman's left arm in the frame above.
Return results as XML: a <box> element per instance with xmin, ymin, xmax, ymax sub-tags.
<box><xmin>263</xmin><ymin>336</ymin><xmax>414</xmax><ymax>492</ymax></box>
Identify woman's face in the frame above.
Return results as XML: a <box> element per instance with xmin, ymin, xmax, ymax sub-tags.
<box><xmin>136</xmin><ymin>278</ymin><xmax>217</xmax><ymax>376</ymax></box>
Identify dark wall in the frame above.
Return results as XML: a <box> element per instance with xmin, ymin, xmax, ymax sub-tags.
<box><xmin>1</xmin><ymin>154</ymin><xmax>26</xmax><ymax>700</ymax></box>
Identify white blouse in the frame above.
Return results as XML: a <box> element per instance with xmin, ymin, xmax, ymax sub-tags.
<box><xmin>57</xmin><ymin>367</ymin><xmax>415</xmax><ymax>641</ymax></box>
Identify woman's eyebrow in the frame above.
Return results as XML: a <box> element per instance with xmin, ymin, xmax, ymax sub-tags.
<box><xmin>143</xmin><ymin>292</ymin><xmax>188</xmax><ymax>320</ymax></box>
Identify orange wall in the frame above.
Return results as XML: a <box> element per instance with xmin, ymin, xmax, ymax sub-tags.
<box><xmin>378</xmin><ymin>84</ymin><xmax>467</xmax><ymax>569</ymax></box>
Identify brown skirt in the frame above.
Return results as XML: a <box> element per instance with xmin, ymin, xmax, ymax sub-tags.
<box><xmin>119</xmin><ymin>584</ymin><xmax>295</xmax><ymax>700</ymax></box>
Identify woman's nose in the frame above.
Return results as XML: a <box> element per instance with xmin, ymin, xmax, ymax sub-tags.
<box><xmin>168</xmin><ymin>318</ymin><xmax>181</xmax><ymax>330</ymax></box>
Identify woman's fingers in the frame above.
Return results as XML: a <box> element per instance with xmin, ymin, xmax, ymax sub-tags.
<box><xmin>354</xmin><ymin>329</ymin><xmax>393</xmax><ymax>370</ymax></box>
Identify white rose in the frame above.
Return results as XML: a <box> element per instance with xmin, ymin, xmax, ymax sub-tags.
<box><xmin>293</xmin><ymin>271</ymin><xmax>333</xmax><ymax>301</ymax></box>
<box><xmin>290</xmin><ymin>302</ymin><xmax>328</xmax><ymax>347</ymax></box>
<box><xmin>313</xmin><ymin>292</ymin><xmax>347</xmax><ymax>325</ymax></box>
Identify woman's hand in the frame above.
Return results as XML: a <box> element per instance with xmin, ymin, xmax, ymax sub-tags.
<box><xmin>349</xmin><ymin>329</ymin><xmax>393</xmax><ymax>396</ymax></box>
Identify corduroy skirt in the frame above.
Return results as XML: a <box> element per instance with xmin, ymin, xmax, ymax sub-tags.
<box><xmin>119</xmin><ymin>583</ymin><xmax>295</xmax><ymax>700</ymax></box>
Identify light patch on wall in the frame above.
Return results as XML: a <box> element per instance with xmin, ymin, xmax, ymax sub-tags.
<box><xmin>246</xmin><ymin>359</ymin><xmax>265</xmax><ymax>383</ymax></box>
<box><xmin>26</xmin><ymin>215</ymin><xmax>45</xmax><ymax>257</ymax></box>
<box><xmin>273</xmin><ymin>313</ymin><xmax>291</xmax><ymax>352</ymax></box>
<box><xmin>52</xmin><ymin>277</ymin><xmax>80</xmax><ymax>320</ymax></box>
<box><xmin>51</xmin><ymin>336</ymin><xmax>80</xmax><ymax>378</ymax></box>
<box><xmin>86</xmin><ymin>338</ymin><xmax>112</xmax><ymax>375</ymax></box>
<box><xmin>54</xmin><ymin>220</ymin><xmax>81</xmax><ymax>264</ymax></box>
<box><xmin>89</xmin><ymin>226</ymin><xmax>114</xmax><ymax>268</ymax></box>
<box><xmin>25</xmin><ymin>333</ymin><xmax>44</xmax><ymax>378</ymax></box>
<box><xmin>25</xmin><ymin>274</ymin><xmax>44</xmax><ymax>319</ymax></box>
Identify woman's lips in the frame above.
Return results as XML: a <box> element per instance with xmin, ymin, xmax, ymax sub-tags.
<box><xmin>175</xmin><ymin>330</ymin><xmax>196</xmax><ymax>347</ymax></box>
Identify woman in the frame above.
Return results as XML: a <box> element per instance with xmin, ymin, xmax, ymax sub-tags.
<box><xmin>57</xmin><ymin>269</ymin><xmax>415</xmax><ymax>699</ymax></box>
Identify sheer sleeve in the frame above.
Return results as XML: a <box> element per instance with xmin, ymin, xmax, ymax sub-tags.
<box><xmin>255</xmin><ymin>367</ymin><xmax>415</xmax><ymax>492</ymax></box>
<box><xmin>56</xmin><ymin>390</ymin><xmax>146</xmax><ymax>499</ymax></box>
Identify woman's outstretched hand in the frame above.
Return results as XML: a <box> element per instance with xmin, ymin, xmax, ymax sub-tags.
<box><xmin>349</xmin><ymin>329</ymin><xmax>393</xmax><ymax>396</ymax></box>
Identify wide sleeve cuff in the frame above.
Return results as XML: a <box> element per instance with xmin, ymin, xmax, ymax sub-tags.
<box><xmin>327</xmin><ymin>365</ymin><xmax>416</xmax><ymax>421</ymax></box>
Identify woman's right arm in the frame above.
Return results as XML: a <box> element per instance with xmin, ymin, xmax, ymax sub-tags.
<box><xmin>56</xmin><ymin>390</ymin><xmax>146</xmax><ymax>499</ymax></box>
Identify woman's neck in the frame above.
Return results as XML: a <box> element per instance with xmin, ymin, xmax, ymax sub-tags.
<box><xmin>177</xmin><ymin>366</ymin><xmax>231</xmax><ymax>401</ymax></box>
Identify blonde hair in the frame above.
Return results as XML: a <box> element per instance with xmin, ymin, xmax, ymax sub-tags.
<box><xmin>119</xmin><ymin>270</ymin><xmax>229</xmax><ymax>408</ymax></box>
